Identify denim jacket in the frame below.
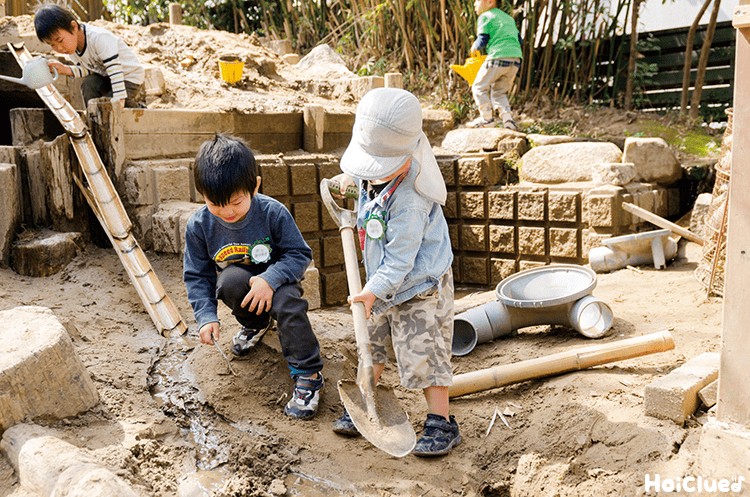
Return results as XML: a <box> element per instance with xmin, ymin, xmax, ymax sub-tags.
<box><xmin>356</xmin><ymin>160</ymin><xmax>453</xmax><ymax>315</ymax></box>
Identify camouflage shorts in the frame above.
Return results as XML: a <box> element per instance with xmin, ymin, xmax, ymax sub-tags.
<box><xmin>368</xmin><ymin>269</ymin><xmax>454</xmax><ymax>389</ymax></box>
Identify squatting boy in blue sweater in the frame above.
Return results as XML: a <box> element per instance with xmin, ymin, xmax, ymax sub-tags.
<box><xmin>183</xmin><ymin>133</ymin><xmax>324</xmax><ymax>420</ymax></box>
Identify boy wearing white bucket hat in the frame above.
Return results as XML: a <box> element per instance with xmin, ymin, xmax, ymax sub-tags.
<box><xmin>330</xmin><ymin>88</ymin><xmax>460</xmax><ymax>457</ymax></box>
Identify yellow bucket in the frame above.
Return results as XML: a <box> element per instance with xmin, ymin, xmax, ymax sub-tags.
<box><xmin>218</xmin><ymin>55</ymin><xmax>244</xmax><ymax>84</ymax></box>
<box><xmin>450</xmin><ymin>55</ymin><xmax>487</xmax><ymax>85</ymax></box>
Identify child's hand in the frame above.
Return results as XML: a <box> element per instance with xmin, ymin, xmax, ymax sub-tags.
<box><xmin>199</xmin><ymin>322</ymin><xmax>220</xmax><ymax>344</ymax></box>
<box><xmin>330</xmin><ymin>173</ymin><xmax>356</xmax><ymax>199</ymax></box>
<box><xmin>241</xmin><ymin>276</ymin><xmax>273</xmax><ymax>315</ymax></box>
<box><xmin>48</xmin><ymin>60</ymin><xmax>72</xmax><ymax>77</ymax></box>
<box><xmin>349</xmin><ymin>288</ymin><xmax>377</xmax><ymax>319</ymax></box>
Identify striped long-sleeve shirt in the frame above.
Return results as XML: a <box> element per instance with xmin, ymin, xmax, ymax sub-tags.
<box><xmin>68</xmin><ymin>24</ymin><xmax>145</xmax><ymax>102</ymax></box>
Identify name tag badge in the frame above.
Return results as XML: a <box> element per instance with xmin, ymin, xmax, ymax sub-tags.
<box><xmin>365</xmin><ymin>213</ymin><xmax>386</xmax><ymax>241</ymax></box>
<box><xmin>250</xmin><ymin>242</ymin><xmax>272</xmax><ymax>264</ymax></box>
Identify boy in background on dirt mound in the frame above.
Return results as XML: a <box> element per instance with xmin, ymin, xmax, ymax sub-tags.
<box><xmin>466</xmin><ymin>0</ymin><xmax>522</xmax><ymax>130</ymax></box>
<box><xmin>329</xmin><ymin>88</ymin><xmax>461</xmax><ymax>457</ymax></box>
<box><xmin>183</xmin><ymin>133</ymin><xmax>325</xmax><ymax>420</ymax></box>
<box><xmin>34</xmin><ymin>3</ymin><xmax>145</xmax><ymax>109</ymax></box>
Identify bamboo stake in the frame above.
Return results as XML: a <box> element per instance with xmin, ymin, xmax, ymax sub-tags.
<box><xmin>622</xmin><ymin>202</ymin><xmax>704</xmax><ymax>245</ymax></box>
<box><xmin>449</xmin><ymin>331</ymin><xmax>675</xmax><ymax>398</ymax></box>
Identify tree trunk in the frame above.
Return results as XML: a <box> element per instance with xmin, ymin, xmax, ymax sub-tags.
<box><xmin>624</xmin><ymin>0</ymin><xmax>642</xmax><ymax>110</ymax></box>
<box><xmin>689</xmin><ymin>0</ymin><xmax>722</xmax><ymax>120</ymax></box>
<box><xmin>681</xmin><ymin>0</ymin><xmax>712</xmax><ymax>114</ymax></box>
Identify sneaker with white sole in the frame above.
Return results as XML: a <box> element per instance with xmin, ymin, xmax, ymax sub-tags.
<box><xmin>231</xmin><ymin>320</ymin><xmax>272</xmax><ymax>356</ymax></box>
<box><xmin>503</xmin><ymin>119</ymin><xmax>518</xmax><ymax>131</ymax></box>
<box><xmin>332</xmin><ymin>408</ymin><xmax>360</xmax><ymax>436</ymax></box>
<box><xmin>467</xmin><ymin>116</ymin><xmax>496</xmax><ymax>128</ymax></box>
<box><xmin>285</xmin><ymin>373</ymin><xmax>324</xmax><ymax>420</ymax></box>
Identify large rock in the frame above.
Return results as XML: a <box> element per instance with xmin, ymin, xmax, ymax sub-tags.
<box><xmin>519</xmin><ymin>142</ymin><xmax>623</xmax><ymax>183</ymax></box>
<box><xmin>440</xmin><ymin>128</ymin><xmax>528</xmax><ymax>155</ymax></box>
<box><xmin>591</xmin><ymin>162</ymin><xmax>637</xmax><ymax>186</ymax></box>
<box><xmin>0</xmin><ymin>306</ymin><xmax>99</xmax><ymax>434</ymax></box>
<box><xmin>622</xmin><ymin>137</ymin><xmax>682</xmax><ymax>184</ymax></box>
<box><xmin>295</xmin><ymin>44</ymin><xmax>356</xmax><ymax>79</ymax></box>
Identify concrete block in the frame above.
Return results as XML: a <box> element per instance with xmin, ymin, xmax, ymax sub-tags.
<box><xmin>519</xmin><ymin>260</ymin><xmax>546</xmax><ymax>272</ymax></box>
<box><xmin>152</xmin><ymin>163</ymin><xmax>191</xmax><ymax>203</ymax></box>
<box><xmin>462</xmin><ymin>257</ymin><xmax>489</xmax><ymax>285</ymax></box>
<box><xmin>448</xmin><ymin>224</ymin><xmax>459</xmax><ymax>250</ymax></box>
<box><xmin>351</xmin><ymin>76</ymin><xmax>384</xmax><ymax>100</ymax></box>
<box><xmin>321</xmin><ymin>111</ymin><xmax>354</xmax><ymax>152</ymax></box>
<box><xmin>384</xmin><ymin>73</ymin><xmax>403</xmax><ymax>88</ymax></box>
<box><xmin>645</xmin><ymin>352</ymin><xmax>720</xmax><ymax>424</ymax></box>
<box><xmin>518</xmin><ymin>191</ymin><xmax>546</xmax><ymax>221</ymax></box>
<box><xmin>122</xmin><ymin>163</ymin><xmax>154</xmax><ymax>205</ymax></box>
<box><xmin>585</xmin><ymin>192</ymin><xmax>621</xmax><ymax>228</ymax></box>
<box><xmin>322</xmin><ymin>271</ymin><xmax>348</xmax><ymax>305</ymax></box>
<box><xmin>489</xmin><ymin>225</ymin><xmax>515</xmax><ymax>253</ymax></box>
<box><xmin>0</xmin><ymin>163</ymin><xmax>20</xmax><ymax>265</ymax></box>
<box><xmin>301</xmin><ymin>266</ymin><xmax>320</xmax><ymax>311</ymax></box>
<box><xmin>490</xmin><ymin>258</ymin><xmax>516</xmax><ymax>283</ymax></box>
<box><xmin>549</xmin><ymin>228</ymin><xmax>579</xmax><ymax>258</ymax></box>
<box><xmin>436</xmin><ymin>155</ymin><xmax>457</xmax><ymax>187</ymax></box>
<box><xmin>460</xmin><ymin>225</ymin><xmax>487</xmax><ymax>252</ymax></box>
<box><xmin>519</xmin><ymin>226</ymin><xmax>546</xmax><ymax>256</ymax></box>
<box><xmin>443</xmin><ymin>192</ymin><xmax>458</xmax><ymax>219</ymax></box>
<box><xmin>305</xmin><ymin>238</ymin><xmax>321</xmax><ymax>271</ymax></box>
<box><xmin>322</xmin><ymin>235</ymin><xmax>344</xmax><ymax>267</ymax></box>
<box><xmin>290</xmin><ymin>164</ymin><xmax>318</xmax><ymax>195</ymax></box>
<box><xmin>698</xmin><ymin>379</ymin><xmax>718</xmax><ymax>409</ymax></box>
<box><xmin>293</xmin><ymin>202</ymin><xmax>320</xmax><ymax>233</ymax></box>
<box><xmin>143</xmin><ymin>66</ymin><xmax>166</xmax><ymax>96</ymax></box>
<box><xmin>459</xmin><ymin>192</ymin><xmax>486</xmax><ymax>219</ymax></box>
<box><xmin>152</xmin><ymin>201</ymin><xmax>202</xmax><ymax>254</ymax></box>
<box><xmin>260</xmin><ymin>163</ymin><xmax>289</xmax><ymax>197</ymax></box>
<box><xmin>130</xmin><ymin>205</ymin><xmax>155</xmax><ymax>250</ymax></box>
<box><xmin>488</xmin><ymin>191</ymin><xmax>515</xmax><ymax>220</ymax></box>
<box><xmin>548</xmin><ymin>192</ymin><xmax>580</xmax><ymax>222</ymax></box>
<box><xmin>457</xmin><ymin>153</ymin><xmax>504</xmax><ymax>186</ymax></box>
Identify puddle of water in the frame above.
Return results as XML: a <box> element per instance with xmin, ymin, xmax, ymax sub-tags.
<box><xmin>286</xmin><ymin>471</ymin><xmax>357</xmax><ymax>496</ymax></box>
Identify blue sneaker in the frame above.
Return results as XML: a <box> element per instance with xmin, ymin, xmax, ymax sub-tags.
<box><xmin>285</xmin><ymin>373</ymin><xmax>324</xmax><ymax>420</ymax></box>
<box><xmin>413</xmin><ymin>414</ymin><xmax>461</xmax><ymax>457</ymax></box>
<box><xmin>231</xmin><ymin>320</ymin><xmax>272</xmax><ymax>356</ymax></box>
<box><xmin>333</xmin><ymin>408</ymin><xmax>360</xmax><ymax>436</ymax></box>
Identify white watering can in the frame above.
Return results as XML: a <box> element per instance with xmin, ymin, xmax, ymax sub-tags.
<box><xmin>0</xmin><ymin>56</ymin><xmax>58</xmax><ymax>89</ymax></box>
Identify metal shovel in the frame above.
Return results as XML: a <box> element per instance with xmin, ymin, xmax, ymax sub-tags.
<box><xmin>320</xmin><ymin>179</ymin><xmax>416</xmax><ymax>457</ymax></box>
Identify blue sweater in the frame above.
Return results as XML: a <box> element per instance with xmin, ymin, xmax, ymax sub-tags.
<box><xmin>183</xmin><ymin>194</ymin><xmax>313</xmax><ymax>329</ymax></box>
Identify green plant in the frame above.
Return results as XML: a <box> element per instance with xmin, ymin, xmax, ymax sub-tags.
<box><xmin>518</xmin><ymin>120</ymin><xmax>574</xmax><ymax>136</ymax></box>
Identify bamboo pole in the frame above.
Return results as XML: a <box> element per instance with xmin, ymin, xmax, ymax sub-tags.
<box><xmin>449</xmin><ymin>331</ymin><xmax>675</xmax><ymax>398</ymax></box>
<box><xmin>621</xmin><ymin>202</ymin><xmax>704</xmax><ymax>245</ymax></box>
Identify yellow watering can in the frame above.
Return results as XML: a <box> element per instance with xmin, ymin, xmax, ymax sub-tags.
<box><xmin>450</xmin><ymin>55</ymin><xmax>487</xmax><ymax>85</ymax></box>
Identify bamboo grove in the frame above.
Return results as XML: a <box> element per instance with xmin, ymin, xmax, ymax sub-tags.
<box><xmin>109</xmin><ymin>0</ymin><xmax>721</xmax><ymax>117</ymax></box>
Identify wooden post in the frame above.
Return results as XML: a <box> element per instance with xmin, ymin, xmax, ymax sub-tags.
<box><xmin>717</xmin><ymin>1</ymin><xmax>750</xmax><ymax>429</ymax></box>
<box><xmin>169</xmin><ymin>3</ymin><xmax>182</xmax><ymax>25</ymax></box>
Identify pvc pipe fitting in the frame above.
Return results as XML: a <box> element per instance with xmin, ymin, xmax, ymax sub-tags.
<box><xmin>452</xmin><ymin>265</ymin><xmax>614</xmax><ymax>356</ymax></box>
<box><xmin>589</xmin><ymin>229</ymin><xmax>677</xmax><ymax>273</ymax></box>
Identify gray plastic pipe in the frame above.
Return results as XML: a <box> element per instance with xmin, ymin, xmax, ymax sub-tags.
<box><xmin>452</xmin><ymin>265</ymin><xmax>613</xmax><ymax>356</ymax></box>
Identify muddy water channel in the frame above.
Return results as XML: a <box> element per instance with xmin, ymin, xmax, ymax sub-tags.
<box><xmin>148</xmin><ymin>336</ymin><xmax>348</xmax><ymax>496</ymax></box>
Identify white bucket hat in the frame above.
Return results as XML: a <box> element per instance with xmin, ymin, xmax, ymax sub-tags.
<box><xmin>340</xmin><ymin>87</ymin><xmax>447</xmax><ymax>205</ymax></box>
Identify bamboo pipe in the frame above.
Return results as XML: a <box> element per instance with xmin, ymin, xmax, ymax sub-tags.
<box><xmin>449</xmin><ymin>330</ymin><xmax>675</xmax><ymax>398</ymax></box>
<box><xmin>622</xmin><ymin>202</ymin><xmax>704</xmax><ymax>245</ymax></box>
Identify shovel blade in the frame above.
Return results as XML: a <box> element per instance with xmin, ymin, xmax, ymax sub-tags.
<box><xmin>338</xmin><ymin>380</ymin><xmax>416</xmax><ymax>458</ymax></box>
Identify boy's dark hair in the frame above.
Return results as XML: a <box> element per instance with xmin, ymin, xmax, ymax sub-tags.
<box><xmin>194</xmin><ymin>133</ymin><xmax>259</xmax><ymax>206</ymax></box>
<box><xmin>34</xmin><ymin>4</ymin><xmax>79</xmax><ymax>41</ymax></box>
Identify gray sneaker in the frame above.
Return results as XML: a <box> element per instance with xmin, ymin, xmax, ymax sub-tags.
<box><xmin>231</xmin><ymin>320</ymin><xmax>272</xmax><ymax>356</ymax></box>
<box><xmin>413</xmin><ymin>414</ymin><xmax>461</xmax><ymax>457</ymax></box>
<box><xmin>285</xmin><ymin>373</ymin><xmax>324</xmax><ymax>420</ymax></box>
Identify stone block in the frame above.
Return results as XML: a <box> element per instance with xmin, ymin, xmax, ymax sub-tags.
<box><xmin>519</xmin><ymin>226</ymin><xmax>546</xmax><ymax>256</ymax></box>
<box><xmin>303</xmin><ymin>104</ymin><xmax>325</xmax><ymax>153</ymax></box>
<box><xmin>457</xmin><ymin>153</ymin><xmax>504</xmax><ymax>186</ymax></box>
<box><xmin>0</xmin><ymin>306</ymin><xmax>99</xmax><ymax>433</ymax></box>
<box><xmin>268</xmin><ymin>39</ymin><xmax>293</xmax><ymax>56</ymax></box>
<box><xmin>549</xmin><ymin>228</ymin><xmax>579</xmax><ymax>258</ymax></box>
<box><xmin>443</xmin><ymin>192</ymin><xmax>458</xmax><ymax>219</ymax></box>
<box><xmin>10</xmin><ymin>231</ymin><xmax>82</xmax><ymax>277</ymax></box>
<box><xmin>667</xmin><ymin>188</ymin><xmax>680</xmax><ymax>217</ymax></box>
<box><xmin>290</xmin><ymin>164</ymin><xmax>318</xmax><ymax>195</ymax></box>
<box><xmin>318</xmin><ymin>162</ymin><xmax>342</xmax><ymax>184</ymax></box>
<box><xmin>459</xmin><ymin>192</ymin><xmax>486</xmax><ymax>219</ymax></box>
<box><xmin>436</xmin><ymin>155</ymin><xmax>457</xmax><ymax>186</ymax></box>
<box><xmin>461</xmin><ymin>225</ymin><xmax>487</xmax><ymax>252</ymax></box>
<box><xmin>293</xmin><ymin>202</ymin><xmax>319</xmax><ymax>233</ymax></box>
<box><xmin>260</xmin><ymin>163</ymin><xmax>289</xmax><ymax>197</ymax></box>
<box><xmin>488</xmin><ymin>191</ymin><xmax>515</xmax><ymax>220</ymax></box>
<box><xmin>130</xmin><ymin>205</ymin><xmax>155</xmax><ymax>250</ymax></box>
<box><xmin>519</xmin><ymin>260</ymin><xmax>546</xmax><ymax>272</ymax></box>
<box><xmin>490</xmin><ymin>258</ymin><xmax>516</xmax><ymax>283</ymax></box>
<box><xmin>305</xmin><ymin>238</ymin><xmax>321</xmax><ymax>270</ymax></box>
<box><xmin>698</xmin><ymin>379</ymin><xmax>718</xmax><ymax>409</ymax></box>
<box><xmin>518</xmin><ymin>191</ymin><xmax>546</xmax><ymax>221</ymax></box>
<box><xmin>384</xmin><ymin>73</ymin><xmax>403</xmax><ymax>88</ymax></box>
<box><xmin>321</xmin><ymin>112</ymin><xmax>354</xmax><ymax>152</ymax></box>
<box><xmin>585</xmin><ymin>191</ymin><xmax>622</xmax><ymax>228</ymax></box>
<box><xmin>653</xmin><ymin>187</ymin><xmax>668</xmax><ymax>218</ymax></box>
<box><xmin>143</xmin><ymin>65</ymin><xmax>166</xmax><ymax>96</ymax></box>
<box><xmin>645</xmin><ymin>352</ymin><xmax>720</xmax><ymax>424</ymax></box>
<box><xmin>322</xmin><ymin>235</ymin><xmax>344</xmax><ymax>267</ymax></box>
<box><xmin>448</xmin><ymin>224</ymin><xmax>459</xmax><ymax>250</ymax></box>
<box><xmin>623</xmin><ymin>137</ymin><xmax>682</xmax><ymax>185</ymax></box>
<box><xmin>152</xmin><ymin>164</ymin><xmax>191</xmax><ymax>203</ymax></box>
<box><xmin>152</xmin><ymin>201</ymin><xmax>202</xmax><ymax>254</ymax></box>
<box><xmin>441</xmin><ymin>128</ymin><xmax>527</xmax><ymax>155</ymax></box>
<box><xmin>548</xmin><ymin>192</ymin><xmax>579</xmax><ymax>222</ymax></box>
<box><xmin>591</xmin><ymin>162</ymin><xmax>636</xmax><ymax>186</ymax></box>
<box><xmin>301</xmin><ymin>266</ymin><xmax>321</xmax><ymax>310</ymax></box>
<box><xmin>520</xmin><ymin>142</ymin><xmax>623</xmax><ymax>184</ymax></box>
<box><xmin>323</xmin><ymin>271</ymin><xmax>348</xmax><ymax>305</ymax></box>
<box><xmin>489</xmin><ymin>225</ymin><xmax>515</xmax><ymax>253</ymax></box>
<box><xmin>690</xmin><ymin>193</ymin><xmax>713</xmax><ymax>239</ymax></box>
<box><xmin>122</xmin><ymin>163</ymin><xmax>154</xmax><ymax>206</ymax></box>
<box><xmin>351</xmin><ymin>76</ymin><xmax>384</xmax><ymax>100</ymax></box>
<box><xmin>462</xmin><ymin>257</ymin><xmax>489</xmax><ymax>285</ymax></box>
<box><xmin>0</xmin><ymin>163</ymin><xmax>20</xmax><ymax>265</ymax></box>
